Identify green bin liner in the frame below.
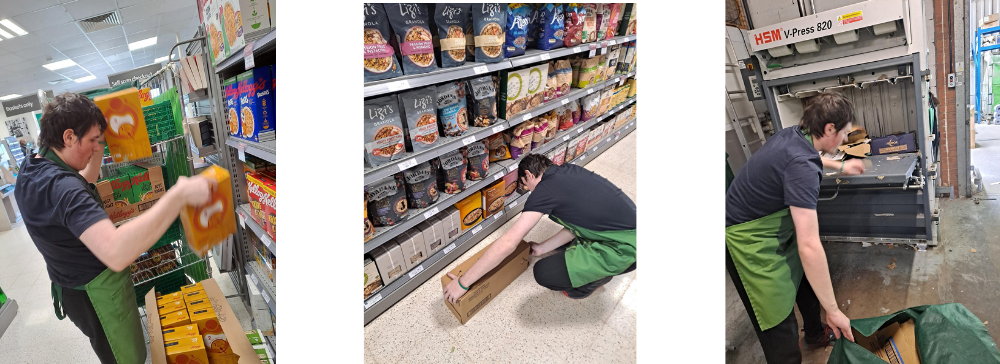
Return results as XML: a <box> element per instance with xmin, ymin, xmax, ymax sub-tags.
<box><xmin>829</xmin><ymin>303</ymin><xmax>1000</xmax><ymax>364</ymax></box>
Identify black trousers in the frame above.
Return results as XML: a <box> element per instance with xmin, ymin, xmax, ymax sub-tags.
<box><xmin>62</xmin><ymin>286</ymin><xmax>117</xmax><ymax>364</ymax></box>
<box><xmin>533</xmin><ymin>249</ymin><xmax>636</xmax><ymax>296</ymax></box>
<box><xmin>726</xmin><ymin>248</ymin><xmax>824</xmax><ymax>364</ymax></box>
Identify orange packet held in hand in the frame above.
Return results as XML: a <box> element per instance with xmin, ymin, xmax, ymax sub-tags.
<box><xmin>180</xmin><ymin>165</ymin><xmax>237</xmax><ymax>257</ymax></box>
<box><xmin>93</xmin><ymin>88</ymin><xmax>153</xmax><ymax>163</ymax></box>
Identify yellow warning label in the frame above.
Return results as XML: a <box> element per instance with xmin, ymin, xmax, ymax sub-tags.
<box><xmin>838</xmin><ymin>11</ymin><xmax>864</xmax><ymax>24</ymax></box>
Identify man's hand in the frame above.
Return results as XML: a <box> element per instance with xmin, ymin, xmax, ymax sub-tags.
<box><xmin>826</xmin><ymin>308</ymin><xmax>855</xmax><ymax>342</ymax></box>
<box><xmin>173</xmin><ymin>176</ymin><xmax>216</xmax><ymax>207</ymax></box>
<box><xmin>443</xmin><ymin>273</ymin><xmax>467</xmax><ymax>304</ymax></box>
<box><xmin>841</xmin><ymin>159</ymin><xmax>866</xmax><ymax>175</ymax></box>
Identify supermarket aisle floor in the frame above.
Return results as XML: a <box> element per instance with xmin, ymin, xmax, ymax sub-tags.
<box><xmin>365</xmin><ymin>131</ymin><xmax>638</xmax><ymax>364</ymax></box>
<box><xmin>0</xmin><ymin>222</ymin><xmax>252</xmax><ymax>364</ymax></box>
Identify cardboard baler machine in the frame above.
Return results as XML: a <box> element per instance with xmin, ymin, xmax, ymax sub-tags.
<box><xmin>745</xmin><ymin>0</ymin><xmax>938</xmax><ymax>246</ymax></box>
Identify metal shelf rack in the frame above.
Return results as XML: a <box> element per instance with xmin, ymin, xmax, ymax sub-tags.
<box><xmin>238</xmin><ymin>204</ymin><xmax>276</xmax><ymax>256</ymax></box>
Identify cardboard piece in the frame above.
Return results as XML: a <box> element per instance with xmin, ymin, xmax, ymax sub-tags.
<box><xmin>441</xmin><ymin>240</ymin><xmax>531</xmax><ymax>324</ymax></box>
<box><xmin>441</xmin><ymin>207</ymin><xmax>463</xmax><ymax>244</ymax></box>
<box><xmin>397</xmin><ymin>230</ymin><xmax>428</xmax><ymax>270</ymax></box>
<box><xmin>838</xmin><ymin>139</ymin><xmax>872</xmax><ymax>158</ymax></box>
<box><xmin>871</xmin><ymin>133</ymin><xmax>916</xmax><ymax>156</ymax></box>
<box><xmin>370</xmin><ymin>243</ymin><xmax>406</xmax><ymax>285</ymax></box>
<box><xmin>417</xmin><ymin>219</ymin><xmax>445</xmax><ymax>256</ymax></box>
<box><xmin>96</xmin><ymin>164</ymin><xmax>166</xmax><ymax>223</ymax></box>
<box><xmin>146</xmin><ymin>278</ymin><xmax>258</xmax><ymax>364</ymax></box>
<box><xmin>364</xmin><ymin>257</ymin><xmax>383</xmax><ymax>300</ymax></box>
<box><xmin>845</xmin><ymin>127</ymin><xmax>868</xmax><ymax>145</ymax></box>
<box><xmin>853</xmin><ymin>319</ymin><xmax>921</xmax><ymax>364</ymax></box>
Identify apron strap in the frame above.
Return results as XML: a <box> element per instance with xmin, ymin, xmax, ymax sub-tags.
<box><xmin>51</xmin><ymin>282</ymin><xmax>66</xmax><ymax>321</ymax></box>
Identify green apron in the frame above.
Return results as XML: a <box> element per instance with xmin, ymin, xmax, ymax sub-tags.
<box><xmin>550</xmin><ymin>215</ymin><xmax>637</xmax><ymax>287</ymax></box>
<box><xmin>42</xmin><ymin>147</ymin><xmax>147</xmax><ymax>364</ymax></box>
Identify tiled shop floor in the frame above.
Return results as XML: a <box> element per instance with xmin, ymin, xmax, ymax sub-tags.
<box><xmin>0</xmin><ymin>222</ymin><xmax>253</xmax><ymax>364</ymax></box>
<box><xmin>365</xmin><ymin>131</ymin><xmax>638</xmax><ymax>364</ymax></box>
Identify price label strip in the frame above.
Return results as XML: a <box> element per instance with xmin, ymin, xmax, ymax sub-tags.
<box><xmin>423</xmin><ymin>207</ymin><xmax>440</xmax><ymax>219</ymax></box>
<box><xmin>523</xmin><ymin>113</ymin><xmax>533</xmax><ymax>121</ymax></box>
<box><xmin>408</xmin><ymin>265</ymin><xmax>425</xmax><ymax>278</ymax></box>
<box><xmin>494</xmin><ymin>211</ymin><xmax>504</xmax><ymax>220</ymax></box>
<box><xmin>237</xmin><ymin>144</ymin><xmax>247</xmax><ymax>162</ymax></box>
<box><xmin>387</xmin><ymin>80</ymin><xmax>411</xmax><ymax>92</ymax></box>
<box><xmin>365</xmin><ymin>294</ymin><xmax>383</xmax><ymax>310</ymax></box>
<box><xmin>472</xmin><ymin>225</ymin><xmax>483</xmax><ymax>235</ymax></box>
<box><xmin>397</xmin><ymin>158</ymin><xmax>418</xmax><ymax>171</ymax></box>
<box><xmin>262</xmin><ymin>291</ymin><xmax>270</xmax><ymax>304</ymax></box>
<box><xmin>251</xmin><ymin>272</ymin><xmax>258</xmax><ymax>285</ymax></box>
<box><xmin>563</xmin><ymin>135</ymin><xmax>571</xmax><ymax>141</ymax></box>
<box><xmin>474</xmin><ymin>65</ymin><xmax>489</xmax><ymax>74</ymax></box>
<box><xmin>492</xmin><ymin>125</ymin><xmax>506</xmax><ymax>134</ymax></box>
<box><xmin>508</xmin><ymin>200</ymin><xmax>519</xmax><ymax>209</ymax></box>
<box><xmin>561</xmin><ymin>99</ymin><xmax>569</xmax><ymax>105</ymax></box>
<box><xmin>462</xmin><ymin>136</ymin><xmax>477</xmax><ymax>145</ymax></box>
<box><xmin>443</xmin><ymin>243</ymin><xmax>457</xmax><ymax>255</ymax></box>
<box><xmin>237</xmin><ymin>211</ymin><xmax>246</xmax><ymax>228</ymax></box>
<box><xmin>540</xmin><ymin>53</ymin><xmax>551</xmax><ymax>60</ymax></box>
<box><xmin>243</xmin><ymin>40</ymin><xmax>256</xmax><ymax>70</ymax></box>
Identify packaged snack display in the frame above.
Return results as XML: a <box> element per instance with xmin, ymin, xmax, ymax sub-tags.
<box><xmin>466</xmin><ymin>76</ymin><xmax>497</xmax><ymax>127</ymax></box>
<box><xmin>587</xmin><ymin>127</ymin><xmax>604</xmax><ymax>150</ymax></box>
<box><xmin>129</xmin><ymin>244</ymin><xmax>178</xmax><ymax>284</ymax></box>
<box><xmin>556</xmin><ymin>105</ymin><xmax>573</xmax><ymax>131</ymax></box>
<box><xmin>483</xmin><ymin>179</ymin><xmax>506</xmax><ymax>218</ymax></box>
<box><xmin>181</xmin><ymin>283</ymin><xmax>204</xmax><ymax>295</ymax></box>
<box><xmin>441</xmin><ymin>208</ymin><xmax>463</xmax><ymax>244</ymax></box>
<box><xmin>606</xmin><ymin>45</ymin><xmax>621</xmax><ymax>79</ymax></box>
<box><xmin>398</xmin><ymin>86</ymin><xmax>440</xmax><ymax>151</ymax></box>
<box><xmin>187</xmin><ymin>298</ymin><xmax>213</xmax><ymax>313</ymax></box>
<box><xmin>165</xmin><ymin>336</ymin><xmax>209</xmax><ymax>364</ymax></box>
<box><xmin>538</xmin><ymin>3</ymin><xmax>565</xmax><ymax>50</ymax></box>
<box><xmin>572</xmin><ymin>133</ymin><xmax>589</xmax><ymax>159</ymax></box>
<box><xmin>465</xmin><ymin>140</ymin><xmax>490</xmax><ymax>181</ymax></box>
<box><xmin>94</xmin><ymin>88</ymin><xmax>152</xmax><ymax>163</ymax></box>
<box><xmin>627</xmin><ymin>78</ymin><xmax>637</xmax><ymax>98</ymax></box>
<box><xmin>364</xmin><ymin>96</ymin><xmax>406</xmax><ymax>168</ymax></box>
<box><xmin>397</xmin><ymin>230</ymin><xmax>428</xmax><ymax>269</ymax></box>
<box><xmin>386</xmin><ymin>3</ymin><xmax>438</xmax><ymax>75</ymax></box>
<box><xmin>531</xmin><ymin>116</ymin><xmax>548</xmax><ymax>151</ymax></box>
<box><xmin>525</xmin><ymin>4</ymin><xmax>541</xmax><ymax>48</ymax></box>
<box><xmin>505</xmin><ymin>3</ymin><xmax>530</xmax><ymax>58</ymax></box>
<box><xmin>582</xmin><ymin>3</ymin><xmax>598</xmax><ymax>42</ymax></box>
<box><xmin>189</xmin><ymin>307</ymin><xmax>219</xmax><ymax>333</ymax></box>
<box><xmin>163</xmin><ymin>325</ymin><xmax>200</xmax><ymax>343</ymax></box>
<box><xmin>364</xmin><ymin>3</ymin><xmax>405</xmax><ymax>81</ymax></box>
<box><xmin>433</xmin><ymin>3</ymin><xmax>470</xmax><ymax>68</ymax></box>
<box><xmin>403</xmin><ymin>161</ymin><xmax>439</xmax><ymax>209</ymax></box>
<box><xmin>218</xmin><ymin>0</ymin><xmax>245</xmax><ymax>62</ymax></box>
<box><xmin>435</xmin><ymin>82</ymin><xmax>468</xmax><ymax>137</ymax></box>
<box><xmin>506</xmin><ymin>121</ymin><xmax>534</xmax><ymax>159</ymax></box>
<box><xmin>526</xmin><ymin>63</ymin><xmax>548</xmax><ymax>109</ymax></box>
<box><xmin>246</xmin><ymin>172</ymin><xmax>277</xmax><ymax>241</ymax></box>
<box><xmin>554</xmin><ymin>60</ymin><xmax>572</xmax><ymax>98</ymax></box>
<box><xmin>563</xmin><ymin>4</ymin><xmax>584</xmax><ymax>47</ymax></box>
<box><xmin>417</xmin><ymin>219</ymin><xmax>445</xmax><ymax>255</ymax></box>
<box><xmin>544</xmin><ymin>110</ymin><xmax>559</xmax><ymax>143</ymax></box>
<box><xmin>434</xmin><ymin>149</ymin><xmax>467</xmax><ymax>194</ymax></box>
<box><xmin>574</xmin><ymin>56</ymin><xmax>601</xmax><ymax>88</ymax></box>
<box><xmin>580</xmin><ymin>92</ymin><xmax>601</xmax><ymax>121</ymax></box>
<box><xmin>235</xmin><ymin>67</ymin><xmax>275</xmax><ymax>143</ymax></box>
<box><xmin>606</xmin><ymin>3</ymin><xmax>624</xmax><ymax>39</ymax></box>
<box><xmin>553</xmin><ymin>143</ymin><xmax>568</xmax><ymax>165</ymax></box>
<box><xmin>485</xmin><ymin>132</ymin><xmax>511</xmax><ymax>162</ymax></box>
<box><xmin>180</xmin><ymin>165</ymin><xmax>236</xmax><ymax>257</ymax></box>
<box><xmin>472</xmin><ymin>3</ymin><xmax>508</xmax><ymax>63</ymax></box>
<box><xmin>598</xmin><ymin>85</ymin><xmax>614</xmax><ymax>115</ymax></box>
<box><xmin>502</xmin><ymin>169</ymin><xmax>519</xmax><ymax>200</ymax></box>
<box><xmin>368</xmin><ymin>174</ymin><xmax>409</xmax><ymax>226</ymax></box>
<box><xmin>203</xmin><ymin>0</ymin><xmax>225</xmax><ymax>66</ymax></box>
<box><xmin>158</xmin><ymin>292</ymin><xmax>185</xmax><ymax>305</ymax></box>
<box><xmin>161</xmin><ymin>310</ymin><xmax>192</xmax><ymax>329</ymax></box>
<box><xmin>455</xmin><ymin>191</ymin><xmax>484</xmax><ymax>230</ymax></box>
<box><xmin>158</xmin><ymin>300</ymin><xmax>187</xmax><ymax>315</ymax></box>
<box><xmin>544</xmin><ymin>61</ymin><xmax>557</xmax><ymax>103</ymax></box>
<box><xmin>364</xmin><ymin>257</ymin><xmax>384</xmax><ymax>300</ymax></box>
<box><xmin>366</xmin><ymin>188</ymin><xmax>375</xmax><ymax>242</ymax></box>
<box><xmin>370</xmin><ymin>243</ymin><xmax>406</xmax><ymax>285</ymax></box>
<box><xmin>499</xmin><ymin>68</ymin><xmax>529</xmax><ymax>119</ymax></box>
<box><xmin>622</xmin><ymin>3</ymin><xmax>637</xmax><ymax>35</ymax></box>
<box><xmin>223</xmin><ymin>78</ymin><xmax>240</xmax><ymax>137</ymax></box>
<box><xmin>570</xmin><ymin>98</ymin><xmax>581</xmax><ymax>124</ymax></box>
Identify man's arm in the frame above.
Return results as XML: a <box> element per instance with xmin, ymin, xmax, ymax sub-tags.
<box><xmin>530</xmin><ymin>227</ymin><xmax>575</xmax><ymax>256</ymax></box>
<box><xmin>80</xmin><ymin>149</ymin><xmax>103</xmax><ymax>184</ymax></box>
<box><xmin>78</xmin><ymin>176</ymin><xmax>213</xmax><ymax>272</ymax></box>
<box><xmin>790</xmin><ymin>206</ymin><xmax>855</xmax><ymax>341</ymax></box>
<box><xmin>461</xmin><ymin>211</ymin><xmax>544</xmax><ymax>285</ymax></box>
<box><xmin>821</xmin><ymin>157</ymin><xmax>865</xmax><ymax>175</ymax></box>
<box><xmin>821</xmin><ymin>158</ymin><xmax>842</xmax><ymax>171</ymax></box>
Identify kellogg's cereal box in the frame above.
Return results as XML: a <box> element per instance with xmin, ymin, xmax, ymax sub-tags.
<box><xmin>246</xmin><ymin>171</ymin><xmax>277</xmax><ymax>241</ymax></box>
<box><xmin>223</xmin><ymin>77</ymin><xmax>240</xmax><ymax>137</ymax></box>
<box><xmin>94</xmin><ymin>88</ymin><xmax>153</xmax><ymax>163</ymax></box>
<box><xmin>236</xmin><ymin>67</ymin><xmax>275</xmax><ymax>143</ymax></box>
<box><xmin>180</xmin><ymin>165</ymin><xmax>237</xmax><ymax>257</ymax></box>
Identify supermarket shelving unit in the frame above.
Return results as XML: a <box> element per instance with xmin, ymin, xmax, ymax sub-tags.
<box><xmin>363</xmin><ymin>33</ymin><xmax>637</xmax><ymax>325</ymax></box>
<box><xmin>203</xmin><ymin>26</ymin><xmax>278</xmax><ymax>361</ymax></box>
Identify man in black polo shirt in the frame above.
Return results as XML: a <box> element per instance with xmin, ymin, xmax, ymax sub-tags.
<box><xmin>726</xmin><ymin>92</ymin><xmax>863</xmax><ymax>364</ymax></box>
<box><xmin>443</xmin><ymin>154</ymin><xmax>636</xmax><ymax>303</ymax></box>
<box><xmin>16</xmin><ymin>93</ymin><xmax>214</xmax><ymax>364</ymax></box>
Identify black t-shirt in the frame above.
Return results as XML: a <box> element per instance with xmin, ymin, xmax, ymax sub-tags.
<box><xmin>726</xmin><ymin>126</ymin><xmax>823</xmax><ymax>227</ymax></box>
<box><xmin>523</xmin><ymin>164</ymin><xmax>636</xmax><ymax>232</ymax></box>
<box><xmin>16</xmin><ymin>154</ymin><xmax>111</xmax><ymax>288</ymax></box>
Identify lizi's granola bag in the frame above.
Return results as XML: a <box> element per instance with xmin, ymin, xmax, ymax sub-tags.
<box><xmin>386</xmin><ymin>3</ymin><xmax>438</xmax><ymax>75</ymax></box>
<box><xmin>364</xmin><ymin>3</ymin><xmax>404</xmax><ymax>82</ymax></box>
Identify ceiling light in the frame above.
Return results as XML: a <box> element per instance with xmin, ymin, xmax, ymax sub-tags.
<box><xmin>75</xmin><ymin>75</ymin><xmax>96</xmax><ymax>83</ymax></box>
<box><xmin>155</xmin><ymin>56</ymin><xmax>169</xmax><ymax>63</ymax></box>
<box><xmin>0</xmin><ymin>19</ymin><xmax>28</xmax><ymax>36</ymax></box>
<box><xmin>43</xmin><ymin>59</ymin><xmax>77</xmax><ymax>70</ymax></box>
<box><xmin>0</xmin><ymin>94</ymin><xmax>22</xmax><ymax>101</ymax></box>
<box><xmin>128</xmin><ymin>37</ymin><xmax>157</xmax><ymax>51</ymax></box>
<box><xmin>0</xmin><ymin>29</ymin><xmax>13</xmax><ymax>39</ymax></box>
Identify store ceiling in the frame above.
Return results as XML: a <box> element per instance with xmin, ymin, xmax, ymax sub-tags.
<box><xmin>0</xmin><ymin>0</ymin><xmax>202</xmax><ymax>99</ymax></box>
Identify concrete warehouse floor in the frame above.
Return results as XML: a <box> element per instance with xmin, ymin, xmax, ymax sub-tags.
<box><xmin>726</xmin><ymin>196</ymin><xmax>1000</xmax><ymax>363</ymax></box>
<box><xmin>364</xmin><ymin>131</ymin><xmax>638</xmax><ymax>364</ymax></box>
<box><xmin>972</xmin><ymin>124</ymin><xmax>1000</xmax><ymax>195</ymax></box>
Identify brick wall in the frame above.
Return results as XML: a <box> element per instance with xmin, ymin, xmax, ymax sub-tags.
<box><xmin>935</xmin><ymin>0</ymin><xmax>958</xmax><ymax>190</ymax></box>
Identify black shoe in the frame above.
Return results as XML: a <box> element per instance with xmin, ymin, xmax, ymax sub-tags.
<box><xmin>799</xmin><ymin>326</ymin><xmax>838</xmax><ymax>350</ymax></box>
<box><xmin>563</xmin><ymin>276</ymin><xmax>613</xmax><ymax>299</ymax></box>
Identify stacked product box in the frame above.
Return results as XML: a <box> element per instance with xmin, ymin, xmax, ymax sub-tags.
<box><xmin>95</xmin><ymin>164</ymin><xmax>167</xmax><ymax>223</ymax></box>
<box><xmin>235</xmin><ymin>66</ymin><xmax>276</xmax><ymax>143</ymax></box>
<box><xmin>149</xmin><ymin>280</ymin><xmax>256</xmax><ymax>364</ymax></box>
<box><xmin>130</xmin><ymin>245</ymin><xmax>179</xmax><ymax>284</ymax></box>
<box><xmin>246</xmin><ymin>171</ymin><xmax>277</xmax><ymax>241</ymax></box>
<box><xmin>250</xmin><ymin>232</ymin><xmax>276</xmax><ymax>285</ymax></box>
<box><xmin>223</xmin><ymin>77</ymin><xmax>241</xmax><ymax>137</ymax></box>
<box><xmin>94</xmin><ymin>88</ymin><xmax>153</xmax><ymax>163</ymax></box>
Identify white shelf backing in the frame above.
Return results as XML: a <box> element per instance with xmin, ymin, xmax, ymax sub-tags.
<box><xmin>238</xmin><ymin>204</ymin><xmax>276</xmax><ymax>256</ymax></box>
<box><xmin>364</xmin><ymin>159</ymin><xmax>515</xmax><ymax>254</ymax></box>
<box><xmin>364</xmin><ymin>118</ymin><xmax>637</xmax><ymax>326</ymax></box>
<box><xmin>364</xmin><ymin>195</ymin><xmax>525</xmax><ymax>325</ymax></box>
<box><xmin>226</xmin><ymin>137</ymin><xmax>276</xmax><ymax>164</ymax></box>
<box><xmin>364</xmin><ymin>61</ymin><xmax>513</xmax><ymax>98</ymax></box>
<box><xmin>215</xmin><ymin>29</ymin><xmax>277</xmax><ymax>73</ymax></box>
<box><xmin>246</xmin><ymin>263</ymin><xmax>276</xmax><ymax>314</ymax></box>
<box><xmin>364</xmin><ymin>122</ymin><xmax>510</xmax><ymax>185</ymax></box>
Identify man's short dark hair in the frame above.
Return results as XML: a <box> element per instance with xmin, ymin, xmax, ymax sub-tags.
<box><xmin>518</xmin><ymin>153</ymin><xmax>554</xmax><ymax>181</ymax></box>
<box><xmin>37</xmin><ymin>93</ymin><xmax>107</xmax><ymax>151</ymax></box>
<box><xmin>800</xmin><ymin>92</ymin><xmax>855</xmax><ymax>138</ymax></box>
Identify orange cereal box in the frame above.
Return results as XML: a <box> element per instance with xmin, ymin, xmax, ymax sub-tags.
<box><xmin>93</xmin><ymin>88</ymin><xmax>152</xmax><ymax>163</ymax></box>
<box><xmin>165</xmin><ymin>336</ymin><xmax>209</xmax><ymax>364</ymax></box>
<box><xmin>180</xmin><ymin>165</ymin><xmax>237</xmax><ymax>257</ymax></box>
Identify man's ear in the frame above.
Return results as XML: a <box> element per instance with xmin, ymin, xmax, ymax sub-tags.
<box><xmin>63</xmin><ymin>129</ymin><xmax>77</xmax><ymax>145</ymax></box>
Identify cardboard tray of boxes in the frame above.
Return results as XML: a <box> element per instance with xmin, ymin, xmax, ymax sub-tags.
<box><xmin>146</xmin><ymin>279</ymin><xmax>258</xmax><ymax>364</ymax></box>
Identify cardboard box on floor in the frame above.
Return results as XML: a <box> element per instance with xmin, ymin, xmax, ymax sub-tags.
<box><xmin>441</xmin><ymin>240</ymin><xmax>531</xmax><ymax>325</ymax></box>
<box><xmin>853</xmin><ymin>319</ymin><xmax>921</xmax><ymax>364</ymax></box>
<box><xmin>146</xmin><ymin>278</ymin><xmax>258</xmax><ymax>364</ymax></box>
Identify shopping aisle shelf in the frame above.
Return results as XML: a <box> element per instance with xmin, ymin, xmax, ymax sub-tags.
<box><xmin>238</xmin><ymin>204</ymin><xmax>276</xmax><ymax>256</ymax></box>
<box><xmin>226</xmin><ymin>137</ymin><xmax>276</xmax><ymax>164</ymax></box>
<box><xmin>246</xmin><ymin>263</ymin><xmax>276</xmax><ymax>314</ymax></box>
<box><xmin>215</xmin><ymin>29</ymin><xmax>277</xmax><ymax>73</ymax></box>
<box><xmin>365</xmin><ymin>123</ymin><xmax>510</xmax><ymax>185</ymax></box>
<box><xmin>364</xmin><ymin>61</ymin><xmax>513</xmax><ymax>97</ymax></box>
<box><xmin>506</xmin><ymin>70</ymin><xmax>636</xmax><ymax>128</ymax></box>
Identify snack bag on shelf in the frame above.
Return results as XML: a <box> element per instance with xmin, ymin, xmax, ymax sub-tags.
<box><xmin>365</xmin><ymin>188</ymin><xmax>374</xmax><ymax>242</ymax></box>
<box><xmin>180</xmin><ymin>165</ymin><xmax>237</xmax><ymax>257</ymax></box>
<box><xmin>94</xmin><ymin>88</ymin><xmax>153</xmax><ymax>163</ymax></box>
<box><xmin>471</xmin><ymin>3</ymin><xmax>508</xmax><ymax>63</ymax></box>
<box><xmin>364</xmin><ymin>3</ymin><xmax>405</xmax><ymax>81</ymax></box>
<box><xmin>367</xmin><ymin>173</ymin><xmax>409</xmax><ymax>226</ymax></box>
<box><xmin>433</xmin><ymin>3</ymin><xmax>470</xmax><ymax>68</ymax></box>
<box><xmin>455</xmin><ymin>191</ymin><xmax>484</xmax><ymax>230</ymax></box>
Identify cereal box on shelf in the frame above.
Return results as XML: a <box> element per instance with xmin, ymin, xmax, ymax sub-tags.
<box><xmin>246</xmin><ymin>171</ymin><xmax>277</xmax><ymax>241</ymax></box>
